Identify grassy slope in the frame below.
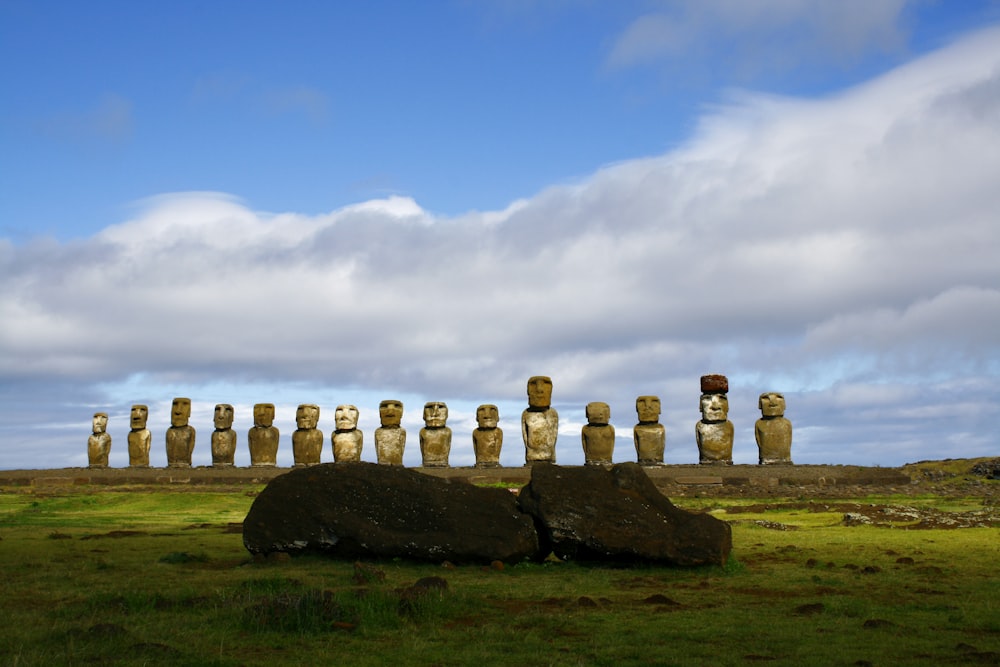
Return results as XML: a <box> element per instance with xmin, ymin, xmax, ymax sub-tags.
<box><xmin>0</xmin><ymin>485</ymin><xmax>997</xmax><ymax>667</ymax></box>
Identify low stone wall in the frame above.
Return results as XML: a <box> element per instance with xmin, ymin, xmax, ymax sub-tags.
<box><xmin>0</xmin><ymin>463</ymin><xmax>912</xmax><ymax>493</ymax></box>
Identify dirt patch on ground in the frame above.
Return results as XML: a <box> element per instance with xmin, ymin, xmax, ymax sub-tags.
<box><xmin>79</xmin><ymin>530</ymin><xmax>150</xmax><ymax>540</ymax></box>
<box><xmin>722</xmin><ymin>501</ymin><xmax>1000</xmax><ymax>529</ymax></box>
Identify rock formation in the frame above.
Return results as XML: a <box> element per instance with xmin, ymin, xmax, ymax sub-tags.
<box><xmin>517</xmin><ymin>463</ymin><xmax>732</xmax><ymax>566</ymax></box>
<box><xmin>243</xmin><ymin>460</ymin><xmax>731</xmax><ymax>567</ymax></box>
<box><xmin>242</xmin><ymin>462</ymin><xmax>540</xmax><ymax>563</ymax></box>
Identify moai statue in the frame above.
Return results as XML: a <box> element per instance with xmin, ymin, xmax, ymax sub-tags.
<box><xmin>248</xmin><ymin>403</ymin><xmax>279</xmax><ymax>467</ymax></box>
<box><xmin>292</xmin><ymin>403</ymin><xmax>323</xmax><ymax>467</ymax></box>
<box><xmin>581</xmin><ymin>402</ymin><xmax>615</xmax><ymax>466</ymax></box>
<box><xmin>755</xmin><ymin>392</ymin><xmax>793</xmax><ymax>465</ymax></box>
<box><xmin>165</xmin><ymin>397</ymin><xmax>196</xmax><ymax>468</ymax></box>
<box><xmin>521</xmin><ymin>375</ymin><xmax>558</xmax><ymax>465</ymax></box>
<box><xmin>331</xmin><ymin>404</ymin><xmax>363</xmax><ymax>462</ymax></box>
<box><xmin>211</xmin><ymin>403</ymin><xmax>237</xmax><ymax>467</ymax></box>
<box><xmin>127</xmin><ymin>404</ymin><xmax>151</xmax><ymax>468</ymax></box>
<box><xmin>419</xmin><ymin>401</ymin><xmax>451</xmax><ymax>468</ymax></box>
<box><xmin>633</xmin><ymin>395</ymin><xmax>665</xmax><ymax>466</ymax></box>
<box><xmin>695</xmin><ymin>375</ymin><xmax>734</xmax><ymax>465</ymax></box>
<box><xmin>87</xmin><ymin>412</ymin><xmax>111</xmax><ymax>468</ymax></box>
<box><xmin>472</xmin><ymin>404</ymin><xmax>503</xmax><ymax>468</ymax></box>
<box><xmin>375</xmin><ymin>399</ymin><xmax>406</xmax><ymax>466</ymax></box>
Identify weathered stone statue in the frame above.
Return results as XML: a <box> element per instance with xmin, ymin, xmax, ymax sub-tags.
<box><xmin>522</xmin><ymin>376</ymin><xmax>558</xmax><ymax>465</ymax></box>
<box><xmin>755</xmin><ymin>392</ymin><xmax>793</xmax><ymax>465</ymax></box>
<box><xmin>472</xmin><ymin>404</ymin><xmax>503</xmax><ymax>468</ymax></box>
<box><xmin>419</xmin><ymin>401</ymin><xmax>451</xmax><ymax>468</ymax></box>
<box><xmin>375</xmin><ymin>399</ymin><xmax>406</xmax><ymax>466</ymax></box>
<box><xmin>87</xmin><ymin>412</ymin><xmax>111</xmax><ymax>468</ymax></box>
<box><xmin>696</xmin><ymin>375</ymin><xmax>733</xmax><ymax>465</ymax></box>
<box><xmin>211</xmin><ymin>403</ymin><xmax>237</xmax><ymax>467</ymax></box>
<box><xmin>165</xmin><ymin>397</ymin><xmax>196</xmax><ymax>468</ymax></box>
<box><xmin>292</xmin><ymin>404</ymin><xmax>323</xmax><ymax>467</ymax></box>
<box><xmin>127</xmin><ymin>404</ymin><xmax>151</xmax><ymax>468</ymax></box>
<box><xmin>581</xmin><ymin>402</ymin><xmax>615</xmax><ymax>466</ymax></box>
<box><xmin>633</xmin><ymin>395</ymin><xmax>665</xmax><ymax>466</ymax></box>
<box><xmin>248</xmin><ymin>403</ymin><xmax>279</xmax><ymax>467</ymax></box>
<box><xmin>331</xmin><ymin>404</ymin><xmax>363</xmax><ymax>462</ymax></box>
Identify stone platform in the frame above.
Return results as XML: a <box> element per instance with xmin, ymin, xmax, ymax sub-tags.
<box><xmin>0</xmin><ymin>463</ymin><xmax>912</xmax><ymax>493</ymax></box>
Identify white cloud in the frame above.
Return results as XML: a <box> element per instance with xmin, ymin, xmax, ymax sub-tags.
<box><xmin>2</xmin><ymin>26</ymin><xmax>1000</xmax><ymax>468</ymax></box>
<box><xmin>606</xmin><ymin>0</ymin><xmax>910</xmax><ymax>73</ymax></box>
<box><xmin>262</xmin><ymin>85</ymin><xmax>330</xmax><ymax>123</ymax></box>
<box><xmin>35</xmin><ymin>93</ymin><xmax>134</xmax><ymax>144</ymax></box>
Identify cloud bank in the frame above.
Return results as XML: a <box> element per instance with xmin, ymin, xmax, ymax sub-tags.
<box><xmin>2</xmin><ymin>27</ymin><xmax>999</xmax><ymax>469</ymax></box>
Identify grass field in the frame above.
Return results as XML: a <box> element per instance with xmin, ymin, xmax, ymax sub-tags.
<box><xmin>0</xmin><ymin>483</ymin><xmax>997</xmax><ymax>666</ymax></box>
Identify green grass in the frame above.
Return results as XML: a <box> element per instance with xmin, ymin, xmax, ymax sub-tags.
<box><xmin>0</xmin><ymin>487</ymin><xmax>997</xmax><ymax>666</ymax></box>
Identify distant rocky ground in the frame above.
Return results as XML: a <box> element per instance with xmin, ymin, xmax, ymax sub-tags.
<box><xmin>726</xmin><ymin>500</ymin><xmax>1000</xmax><ymax>530</ymax></box>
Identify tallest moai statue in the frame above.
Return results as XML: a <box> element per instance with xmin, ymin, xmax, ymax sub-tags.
<box><xmin>696</xmin><ymin>375</ymin><xmax>733</xmax><ymax>465</ymax></box>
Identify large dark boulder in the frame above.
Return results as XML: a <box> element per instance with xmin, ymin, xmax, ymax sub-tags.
<box><xmin>242</xmin><ymin>462</ymin><xmax>539</xmax><ymax>563</ymax></box>
<box><xmin>517</xmin><ymin>463</ymin><xmax>732</xmax><ymax>566</ymax></box>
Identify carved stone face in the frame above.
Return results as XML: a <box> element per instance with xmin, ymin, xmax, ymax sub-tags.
<box><xmin>379</xmin><ymin>400</ymin><xmax>403</xmax><ymax>427</ymax></box>
<box><xmin>253</xmin><ymin>403</ymin><xmax>275</xmax><ymax>428</ymax></box>
<box><xmin>476</xmin><ymin>404</ymin><xmax>499</xmax><ymax>429</ymax></box>
<box><xmin>527</xmin><ymin>376</ymin><xmax>553</xmax><ymax>409</ymax></box>
<box><xmin>423</xmin><ymin>402</ymin><xmax>448</xmax><ymax>428</ymax></box>
<box><xmin>92</xmin><ymin>412</ymin><xmax>108</xmax><ymax>434</ymax></box>
<box><xmin>635</xmin><ymin>396</ymin><xmax>661</xmax><ymax>423</ymax></box>
<box><xmin>214</xmin><ymin>404</ymin><xmax>234</xmax><ymax>429</ymax></box>
<box><xmin>586</xmin><ymin>402</ymin><xmax>610</xmax><ymax>426</ymax></box>
<box><xmin>759</xmin><ymin>392</ymin><xmax>786</xmax><ymax>418</ymax></box>
<box><xmin>171</xmin><ymin>398</ymin><xmax>191</xmax><ymax>427</ymax></box>
<box><xmin>700</xmin><ymin>394</ymin><xmax>729</xmax><ymax>422</ymax></box>
<box><xmin>296</xmin><ymin>404</ymin><xmax>320</xmax><ymax>429</ymax></box>
<box><xmin>130</xmin><ymin>405</ymin><xmax>148</xmax><ymax>430</ymax></box>
<box><xmin>335</xmin><ymin>404</ymin><xmax>359</xmax><ymax>430</ymax></box>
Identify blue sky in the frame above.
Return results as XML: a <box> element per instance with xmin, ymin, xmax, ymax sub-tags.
<box><xmin>2</xmin><ymin>0</ymin><xmax>999</xmax><ymax>470</ymax></box>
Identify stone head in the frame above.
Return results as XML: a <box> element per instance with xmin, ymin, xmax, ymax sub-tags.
<box><xmin>296</xmin><ymin>404</ymin><xmax>320</xmax><ymax>430</ymax></box>
<box><xmin>379</xmin><ymin>400</ymin><xmax>403</xmax><ymax>427</ymax></box>
<box><xmin>476</xmin><ymin>404</ymin><xmax>499</xmax><ymax>429</ymax></box>
<box><xmin>335</xmin><ymin>404</ymin><xmax>359</xmax><ymax>430</ymax></box>
<box><xmin>92</xmin><ymin>412</ymin><xmax>108</xmax><ymax>434</ymax></box>
<box><xmin>526</xmin><ymin>376</ymin><xmax>553</xmax><ymax>409</ymax></box>
<box><xmin>585</xmin><ymin>402</ymin><xmax>610</xmax><ymax>426</ymax></box>
<box><xmin>214</xmin><ymin>404</ymin><xmax>234</xmax><ymax>429</ymax></box>
<box><xmin>253</xmin><ymin>403</ymin><xmax>275</xmax><ymax>428</ymax></box>
<box><xmin>759</xmin><ymin>392</ymin><xmax>786</xmax><ymax>418</ymax></box>
<box><xmin>171</xmin><ymin>398</ymin><xmax>191</xmax><ymax>427</ymax></box>
<box><xmin>635</xmin><ymin>395</ymin><xmax>661</xmax><ymax>423</ymax></box>
<box><xmin>423</xmin><ymin>402</ymin><xmax>448</xmax><ymax>428</ymax></box>
<box><xmin>130</xmin><ymin>404</ymin><xmax>148</xmax><ymax>430</ymax></box>
<box><xmin>699</xmin><ymin>393</ymin><xmax>729</xmax><ymax>423</ymax></box>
